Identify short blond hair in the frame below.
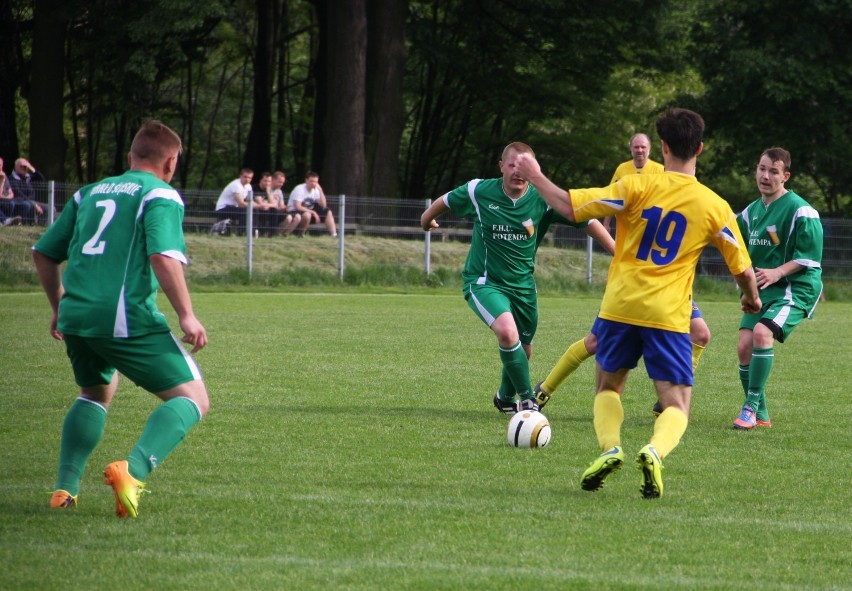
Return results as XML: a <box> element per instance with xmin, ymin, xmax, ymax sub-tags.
<box><xmin>130</xmin><ymin>120</ymin><xmax>182</xmax><ymax>164</ymax></box>
<box><xmin>501</xmin><ymin>142</ymin><xmax>535</xmax><ymax>161</ymax></box>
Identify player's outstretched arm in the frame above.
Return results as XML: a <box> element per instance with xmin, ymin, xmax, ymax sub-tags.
<box><xmin>150</xmin><ymin>253</ymin><xmax>207</xmax><ymax>353</ymax></box>
<box><xmin>421</xmin><ymin>197</ymin><xmax>450</xmax><ymax>231</ymax></box>
<box><xmin>584</xmin><ymin>219</ymin><xmax>615</xmax><ymax>255</ymax></box>
<box><xmin>514</xmin><ymin>153</ymin><xmax>576</xmax><ymax>222</ymax></box>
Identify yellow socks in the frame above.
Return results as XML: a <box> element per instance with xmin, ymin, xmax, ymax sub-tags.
<box><xmin>542</xmin><ymin>338</ymin><xmax>592</xmax><ymax>394</ymax></box>
<box><xmin>691</xmin><ymin>342</ymin><xmax>706</xmax><ymax>373</ymax></box>
<box><xmin>593</xmin><ymin>390</ymin><xmax>624</xmax><ymax>451</ymax></box>
<box><xmin>649</xmin><ymin>407</ymin><xmax>689</xmax><ymax>459</ymax></box>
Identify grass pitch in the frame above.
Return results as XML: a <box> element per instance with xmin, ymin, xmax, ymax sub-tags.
<box><xmin>1</xmin><ymin>293</ymin><xmax>850</xmax><ymax>590</ymax></box>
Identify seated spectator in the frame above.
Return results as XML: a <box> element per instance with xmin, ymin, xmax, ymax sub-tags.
<box><xmin>0</xmin><ymin>157</ymin><xmax>42</xmax><ymax>225</ymax></box>
<box><xmin>214</xmin><ymin>168</ymin><xmax>253</xmax><ymax>233</ymax></box>
<box><xmin>9</xmin><ymin>157</ymin><xmax>52</xmax><ymax>224</ymax></box>
<box><xmin>0</xmin><ymin>165</ymin><xmax>22</xmax><ymax>226</ymax></box>
<box><xmin>288</xmin><ymin>171</ymin><xmax>337</xmax><ymax>237</ymax></box>
<box><xmin>253</xmin><ymin>172</ymin><xmax>281</xmax><ymax>236</ymax></box>
<box><xmin>269</xmin><ymin>171</ymin><xmax>301</xmax><ymax>236</ymax></box>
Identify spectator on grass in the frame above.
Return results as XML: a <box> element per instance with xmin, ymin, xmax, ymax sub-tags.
<box><xmin>288</xmin><ymin>171</ymin><xmax>337</xmax><ymax>237</ymax></box>
<box><xmin>0</xmin><ymin>157</ymin><xmax>42</xmax><ymax>225</ymax></box>
<box><xmin>215</xmin><ymin>168</ymin><xmax>253</xmax><ymax>233</ymax></box>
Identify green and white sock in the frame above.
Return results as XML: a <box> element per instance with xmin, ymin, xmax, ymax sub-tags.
<box><xmin>128</xmin><ymin>397</ymin><xmax>202</xmax><ymax>481</ymax></box>
<box><xmin>56</xmin><ymin>397</ymin><xmax>108</xmax><ymax>496</ymax></box>
<box><xmin>499</xmin><ymin>341</ymin><xmax>532</xmax><ymax>400</ymax></box>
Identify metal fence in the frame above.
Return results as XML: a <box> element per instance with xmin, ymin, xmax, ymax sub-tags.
<box><xmin>24</xmin><ymin>181</ymin><xmax>852</xmax><ymax>281</ymax></box>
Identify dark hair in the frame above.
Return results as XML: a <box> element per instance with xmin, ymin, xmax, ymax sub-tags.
<box><xmin>655</xmin><ymin>108</ymin><xmax>704</xmax><ymax>161</ymax></box>
<box><xmin>760</xmin><ymin>147</ymin><xmax>791</xmax><ymax>173</ymax></box>
<box><xmin>130</xmin><ymin>120</ymin><xmax>182</xmax><ymax>163</ymax></box>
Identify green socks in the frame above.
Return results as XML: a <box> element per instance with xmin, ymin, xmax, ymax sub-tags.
<box><xmin>127</xmin><ymin>397</ymin><xmax>202</xmax><ymax>481</ymax></box>
<box><xmin>745</xmin><ymin>347</ymin><xmax>774</xmax><ymax>413</ymax></box>
<box><xmin>55</xmin><ymin>398</ymin><xmax>108</xmax><ymax>496</ymax></box>
<box><xmin>499</xmin><ymin>340</ymin><xmax>532</xmax><ymax>400</ymax></box>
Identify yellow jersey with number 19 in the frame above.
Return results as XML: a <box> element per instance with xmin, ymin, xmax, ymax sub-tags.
<box><xmin>570</xmin><ymin>172</ymin><xmax>751</xmax><ymax>333</ymax></box>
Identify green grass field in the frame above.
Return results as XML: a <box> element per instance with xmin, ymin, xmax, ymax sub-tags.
<box><xmin>1</xmin><ymin>293</ymin><xmax>850</xmax><ymax>590</ymax></box>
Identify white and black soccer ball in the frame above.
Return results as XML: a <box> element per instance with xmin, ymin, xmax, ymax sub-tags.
<box><xmin>507</xmin><ymin>410</ymin><xmax>551</xmax><ymax>448</ymax></box>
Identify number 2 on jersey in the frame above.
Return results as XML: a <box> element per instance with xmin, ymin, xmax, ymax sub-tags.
<box><xmin>636</xmin><ymin>206</ymin><xmax>686</xmax><ymax>265</ymax></box>
<box><xmin>81</xmin><ymin>199</ymin><xmax>117</xmax><ymax>255</ymax></box>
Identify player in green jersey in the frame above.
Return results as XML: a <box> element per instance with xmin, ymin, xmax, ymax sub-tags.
<box><xmin>516</xmin><ymin>109</ymin><xmax>761</xmax><ymax>498</ymax></box>
<box><xmin>420</xmin><ymin>142</ymin><xmax>613</xmax><ymax>415</ymax></box>
<box><xmin>33</xmin><ymin>120</ymin><xmax>209</xmax><ymax>517</ymax></box>
<box><xmin>733</xmin><ymin>147</ymin><xmax>823</xmax><ymax>430</ymax></box>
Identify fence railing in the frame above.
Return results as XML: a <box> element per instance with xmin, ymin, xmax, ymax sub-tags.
<box><xmin>25</xmin><ymin>181</ymin><xmax>852</xmax><ymax>281</ymax></box>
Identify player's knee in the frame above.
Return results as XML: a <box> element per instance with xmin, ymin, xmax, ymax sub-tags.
<box><xmin>693</xmin><ymin>327</ymin><xmax>711</xmax><ymax>347</ymax></box>
<box><xmin>584</xmin><ymin>332</ymin><xmax>598</xmax><ymax>354</ymax></box>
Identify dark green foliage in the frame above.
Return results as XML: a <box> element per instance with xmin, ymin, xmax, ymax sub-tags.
<box><xmin>692</xmin><ymin>0</ymin><xmax>852</xmax><ymax>215</ymax></box>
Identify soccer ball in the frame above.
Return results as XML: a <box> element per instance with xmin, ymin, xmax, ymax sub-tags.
<box><xmin>507</xmin><ymin>410</ymin><xmax>551</xmax><ymax>448</ymax></box>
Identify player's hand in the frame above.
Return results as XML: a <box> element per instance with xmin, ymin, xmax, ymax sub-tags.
<box><xmin>754</xmin><ymin>267</ymin><xmax>783</xmax><ymax>289</ymax></box>
<box><xmin>49</xmin><ymin>313</ymin><xmax>64</xmax><ymax>341</ymax></box>
<box><xmin>422</xmin><ymin>219</ymin><xmax>439</xmax><ymax>232</ymax></box>
<box><xmin>179</xmin><ymin>316</ymin><xmax>208</xmax><ymax>353</ymax></box>
<box><xmin>514</xmin><ymin>153</ymin><xmax>542</xmax><ymax>182</ymax></box>
<box><xmin>741</xmin><ymin>293</ymin><xmax>762</xmax><ymax>314</ymax></box>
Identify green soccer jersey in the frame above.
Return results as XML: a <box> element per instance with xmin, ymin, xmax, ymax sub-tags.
<box><xmin>737</xmin><ymin>190</ymin><xmax>823</xmax><ymax>312</ymax></box>
<box><xmin>445</xmin><ymin>178</ymin><xmax>570</xmax><ymax>291</ymax></box>
<box><xmin>33</xmin><ymin>170</ymin><xmax>188</xmax><ymax>337</ymax></box>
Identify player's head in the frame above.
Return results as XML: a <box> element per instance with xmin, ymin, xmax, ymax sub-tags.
<box><xmin>129</xmin><ymin>120</ymin><xmax>182</xmax><ymax>182</ymax></box>
<box><xmin>629</xmin><ymin>133</ymin><xmax>652</xmax><ymax>167</ymax></box>
<box><xmin>756</xmin><ymin>147</ymin><xmax>791</xmax><ymax>199</ymax></box>
<box><xmin>499</xmin><ymin>142</ymin><xmax>535</xmax><ymax>197</ymax></box>
<box><xmin>655</xmin><ymin>109</ymin><xmax>704</xmax><ymax>161</ymax></box>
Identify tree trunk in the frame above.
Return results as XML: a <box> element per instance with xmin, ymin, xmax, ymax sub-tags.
<box><xmin>29</xmin><ymin>0</ymin><xmax>68</xmax><ymax>181</ymax></box>
<box><xmin>243</xmin><ymin>0</ymin><xmax>275</xmax><ymax>174</ymax></box>
<box><xmin>0</xmin><ymin>0</ymin><xmax>21</xmax><ymax>168</ymax></box>
<box><xmin>365</xmin><ymin>0</ymin><xmax>407</xmax><ymax>200</ymax></box>
<box><xmin>321</xmin><ymin>0</ymin><xmax>366</xmax><ymax>196</ymax></box>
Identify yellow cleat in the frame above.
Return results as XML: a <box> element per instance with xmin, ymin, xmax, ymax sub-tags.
<box><xmin>580</xmin><ymin>446</ymin><xmax>624</xmax><ymax>491</ymax></box>
<box><xmin>533</xmin><ymin>381</ymin><xmax>552</xmax><ymax>410</ymax></box>
<box><xmin>637</xmin><ymin>444</ymin><xmax>664</xmax><ymax>499</ymax></box>
<box><xmin>103</xmin><ymin>460</ymin><xmax>146</xmax><ymax>518</ymax></box>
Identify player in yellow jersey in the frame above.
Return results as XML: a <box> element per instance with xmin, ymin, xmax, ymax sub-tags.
<box><xmin>516</xmin><ymin>108</ymin><xmax>761</xmax><ymax>498</ymax></box>
<box><xmin>534</xmin><ymin>133</ymin><xmax>711</xmax><ymax>415</ymax></box>
<box><xmin>535</xmin><ymin>133</ymin><xmax>711</xmax><ymax>414</ymax></box>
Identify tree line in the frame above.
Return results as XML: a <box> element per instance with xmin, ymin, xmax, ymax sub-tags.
<box><xmin>1</xmin><ymin>0</ymin><xmax>850</xmax><ymax>216</ymax></box>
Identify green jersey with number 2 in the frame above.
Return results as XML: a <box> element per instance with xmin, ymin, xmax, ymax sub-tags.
<box><xmin>34</xmin><ymin>170</ymin><xmax>187</xmax><ymax>338</ymax></box>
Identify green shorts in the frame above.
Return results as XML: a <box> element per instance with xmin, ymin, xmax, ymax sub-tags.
<box><xmin>464</xmin><ymin>283</ymin><xmax>538</xmax><ymax>345</ymax></box>
<box><xmin>63</xmin><ymin>331</ymin><xmax>203</xmax><ymax>393</ymax></box>
<box><xmin>740</xmin><ymin>300</ymin><xmax>810</xmax><ymax>343</ymax></box>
